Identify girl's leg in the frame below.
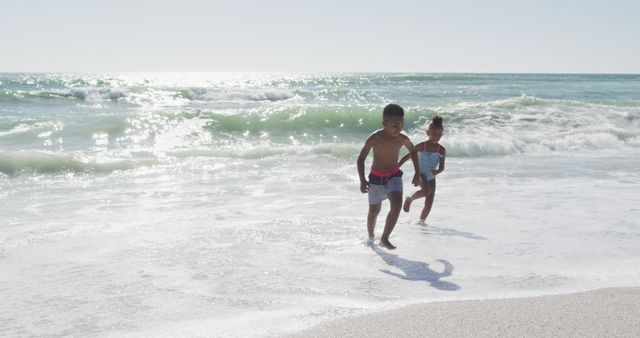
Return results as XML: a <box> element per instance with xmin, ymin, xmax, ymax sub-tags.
<box><xmin>403</xmin><ymin>190</ymin><xmax>424</xmax><ymax>212</ymax></box>
<box><xmin>367</xmin><ymin>203</ymin><xmax>382</xmax><ymax>240</ymax></box>
<box><xmin>403</xmin><ymin>177</ymin><xmax>431</xmax><ymax>212</ymax></box>
<box><xmin>420</xmin><ymin>180</ymin><xmax>437</xmax><ymax>221</ymax></box>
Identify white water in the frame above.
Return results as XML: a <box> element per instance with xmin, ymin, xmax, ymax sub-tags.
<box><xmin>2</xmin><ymin>73</ymin><xmax>640</xmax><ymax>337</ymax></box>
<box><xmin>2</xmin><ymin>151</ymin><xmax>639</xmax><ymax>337</ymax></box>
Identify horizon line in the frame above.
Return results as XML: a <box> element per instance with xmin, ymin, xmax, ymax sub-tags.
<box><xmin>1</xmin><ymin>71</ymin><xmax>639</xmax><ymax>75</ymax></box>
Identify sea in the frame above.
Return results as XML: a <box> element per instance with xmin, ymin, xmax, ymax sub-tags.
<box><xmin>1</xmin><ymin>73</ymin><xmax>639</xmax><ymax>337</ymax></box>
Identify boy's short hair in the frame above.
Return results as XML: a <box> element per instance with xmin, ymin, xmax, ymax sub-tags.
<box><xmin>383</xmin><ymin>103</ymin><xmax>404</xmax><ymax>118</ymax></box>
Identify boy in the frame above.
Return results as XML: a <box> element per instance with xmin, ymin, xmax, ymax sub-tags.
<box><xmin>357</xmin><ymin>104</ymin><xmax>420</xmax><ymax>250</ymax></box>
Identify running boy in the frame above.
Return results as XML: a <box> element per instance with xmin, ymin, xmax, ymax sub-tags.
<box><xmin>399</xmin><ymin>115</ymin><xmax>446</xmax><ymax>224</ymax></box>
<box><xmin>357</xmin><ymin>104</ymin><xmax>420</xmax><ymax>250</ymax></box>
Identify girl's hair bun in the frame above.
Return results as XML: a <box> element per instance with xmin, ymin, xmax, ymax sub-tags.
<box><xmin>432</xmin><ymin>115</ymin><xmax>443</xmax><ymax>127</ymax></box>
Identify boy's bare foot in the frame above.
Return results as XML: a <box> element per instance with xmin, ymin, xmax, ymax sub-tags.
<box><xmin>367</xmin><ymin>234</ymin><xmax>375</xmax><ymax>243</ymax></box>
<box><xmin>379</xmin><ymin>238</ymin><xmax>396</xmax><ymax>250</ymax></box>
<box><xmin>403</xmin><ymin>197</ymin><xmax>412</xmax><ymax>212</ymax></box>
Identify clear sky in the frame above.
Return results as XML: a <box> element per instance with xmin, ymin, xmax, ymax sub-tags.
<box><xmin>1</xmin><ymin>0</ymin><xmax>639</xmax><ymax>73</ymax></box>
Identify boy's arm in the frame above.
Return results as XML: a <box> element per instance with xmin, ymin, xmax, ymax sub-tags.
<box><xmin>357</xmin><ymin>135</ymin><xmax>375</xmax><ymax>193</ymax></box>
<box><xmin>434</xmin><ymin>147</ymin><xmax>446</xmax><ymax>175</ymax></box>
<box><xmin>403</xmin><ymin>137</ymin><xmax>421</xmax><ymax>187</ymax></box>
<box><xmin>399</xmin><ymin>141</ymin><xmax>422</xmax><ymax>167</ymax></box>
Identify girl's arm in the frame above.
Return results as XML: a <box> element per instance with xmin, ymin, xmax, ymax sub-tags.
<box><xmin>402</xmin><ymin>137</ymin><xmax>421</xmax><ymax>187</ymax></box>
<box><xmin>400</xmin><ymin>141</ymin><xmax>424</xmax><ymax>167</ymax></box>
<box><xmin>398</xmin><ymin>152</ymin><xmax>411</xmax><ymax>167</ymax></box>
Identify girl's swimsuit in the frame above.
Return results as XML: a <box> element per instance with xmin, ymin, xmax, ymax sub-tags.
<box><xmin>418</xmin><ymin>144</ymin><xmax>443</xmax><ymax>182</ymax></box>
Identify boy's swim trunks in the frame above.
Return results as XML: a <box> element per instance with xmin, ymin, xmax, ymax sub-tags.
<box><xmin>368</xmin><ymin>167</ymin><xmax>403</xmax><ymax>204</ymax></box>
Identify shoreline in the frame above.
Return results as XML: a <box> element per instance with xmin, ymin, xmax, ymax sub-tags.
<box><xmin>286</xmin><ymin>287</ymin><xmax>640</xmax><ymax>337</ymax></box>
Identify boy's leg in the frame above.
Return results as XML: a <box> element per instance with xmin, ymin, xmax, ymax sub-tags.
<box><xmin>381</xmin><ymin>191</ymin><xmax>402</xmax><ymax>250</ymax></box>
<box><xmin>367</xmin><ymin>203</ymin><xmax>381</xmax><ymax>240</ymax></box>
<box><xmin>420</xmin><ymin>180</ymin><xmax>437</xmax><ymax>221</ymax></box>
<box><xmin>367</xmin><ymin>183</ymin><xmax>386</xmax><ymax>240</ymax></box>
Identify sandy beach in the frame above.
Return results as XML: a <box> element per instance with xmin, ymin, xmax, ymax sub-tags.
<box><xmin>287</xmin><ymin>287</ymin><xmax>640</xmax><ymax>338</ymax></box>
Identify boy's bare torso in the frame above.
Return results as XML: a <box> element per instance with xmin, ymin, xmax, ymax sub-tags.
<box><xmin>370</xmin><ymin>130</ymin><xmax>407</xmax><ymax>170</ymax></box>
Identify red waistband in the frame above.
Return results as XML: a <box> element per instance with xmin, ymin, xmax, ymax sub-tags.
<box><xmin>370</xmin><ymin>166</ymin><xmax>400</xmax><ymax>177</ymax></box>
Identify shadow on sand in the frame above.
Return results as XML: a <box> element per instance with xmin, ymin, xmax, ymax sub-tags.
<box><xmin>419</xmin><ymin>225</ymin><xmax>487</xmax><ymax>241</ymax></box>
<box><xmin>370</xmin><ymin>243</ymin><xmax>460</xmax><ymax>291</ymax></box>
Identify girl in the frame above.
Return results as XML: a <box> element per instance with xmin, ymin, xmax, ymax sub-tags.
<box><xmin>399</xmin><ymin>115</ymin><xmax>446</xmax><ymax>225</ymax></box>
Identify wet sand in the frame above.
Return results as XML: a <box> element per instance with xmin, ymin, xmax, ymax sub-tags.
<box><xmin>287</xmin><ymin>287</ymin><xmax>640</xmax><ymax>337</ymax></box>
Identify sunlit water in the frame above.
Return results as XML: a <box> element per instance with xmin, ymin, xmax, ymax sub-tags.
<box><xmin>1</xmin><ymin>73</ymin><xmax>639</xmax><ymax>337</ymax></box>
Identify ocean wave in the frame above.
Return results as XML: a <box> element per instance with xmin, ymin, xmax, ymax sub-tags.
<box><xmin>1</xmin><ymin>87</ymin><xmax>295</xmax><ymax>105</ymax></box>
<box><xmin>165</xmin><ymin>142</ymin><xmax>360</xmax><ymax>160</ymax></box>
<box><xmin>0</xmin><ymin>115</ymin><xmax>131</xmax><ymax>144</ymax></box>
<box><xmin>0</xmin><ymin>151</ymin><xmax>150</xmax><ymax>176</ymax></box>
<box><xmin>4</xmin><ymin>73</ymin><xmax>640</xmax><ymax>110</ymax></box>
<box><xmin>196</xmin><ymin>95</ymin><xmax>640</xmax><ymax>139</ymax></box>
<box><xmin>0</xmin><ymin>144</ymin><xmax>359</xmax><ymax>177</ymax></box>
<box><xmin>442</xmin><ymin>131</ymin><xmax>637</xmax><ymax>157</ymax></box>
<box><xmin>0</xmin><ymin>120</ymin><xmax>65</xmax><ymax>140</ymax></box>
<box><xmin>403</xmin><ymin>95</ymin><xmax>640</xmax><ymax>157</ymax></box>
<box><xmin>4</xmin><ymin>98</ymin><xmax>635</xmax><ymax>161</ymax></box>
<box><xmin>0</xmin><ymin>88</ymin><xmax>127</xmax><ymax>102</ymax></box>
<box><xmin>176</xmin><ymin>88</ymin><xmax>295</xmax><ymax>102</ymax></box>
<box><xmin>0</xmin><ymin>122</ymin><xmax>41</xmax><ymax>138</ymax></box>
<box><xmin>199</xmin><ymin>106</ymin><xmax>431</xmax><ymax>136</ymax></box>
<box><xmin>440</xmin><ymin>94</ymin><xmax>561</xmax><ymax>112</ymax></box>
<box><xmin>425</xmin><ymin>95</ymin><xmax>639</xmax><ymax>127</ymax></box>
<box><xmin>67</xmin><ymin>88</ymin><xmax>127</xmax><ymax>101</ymax></box>
<box><xmin>2</xmin><ymin>74</ymin><xmax>640</xmax><ymax>160</ymax></box>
